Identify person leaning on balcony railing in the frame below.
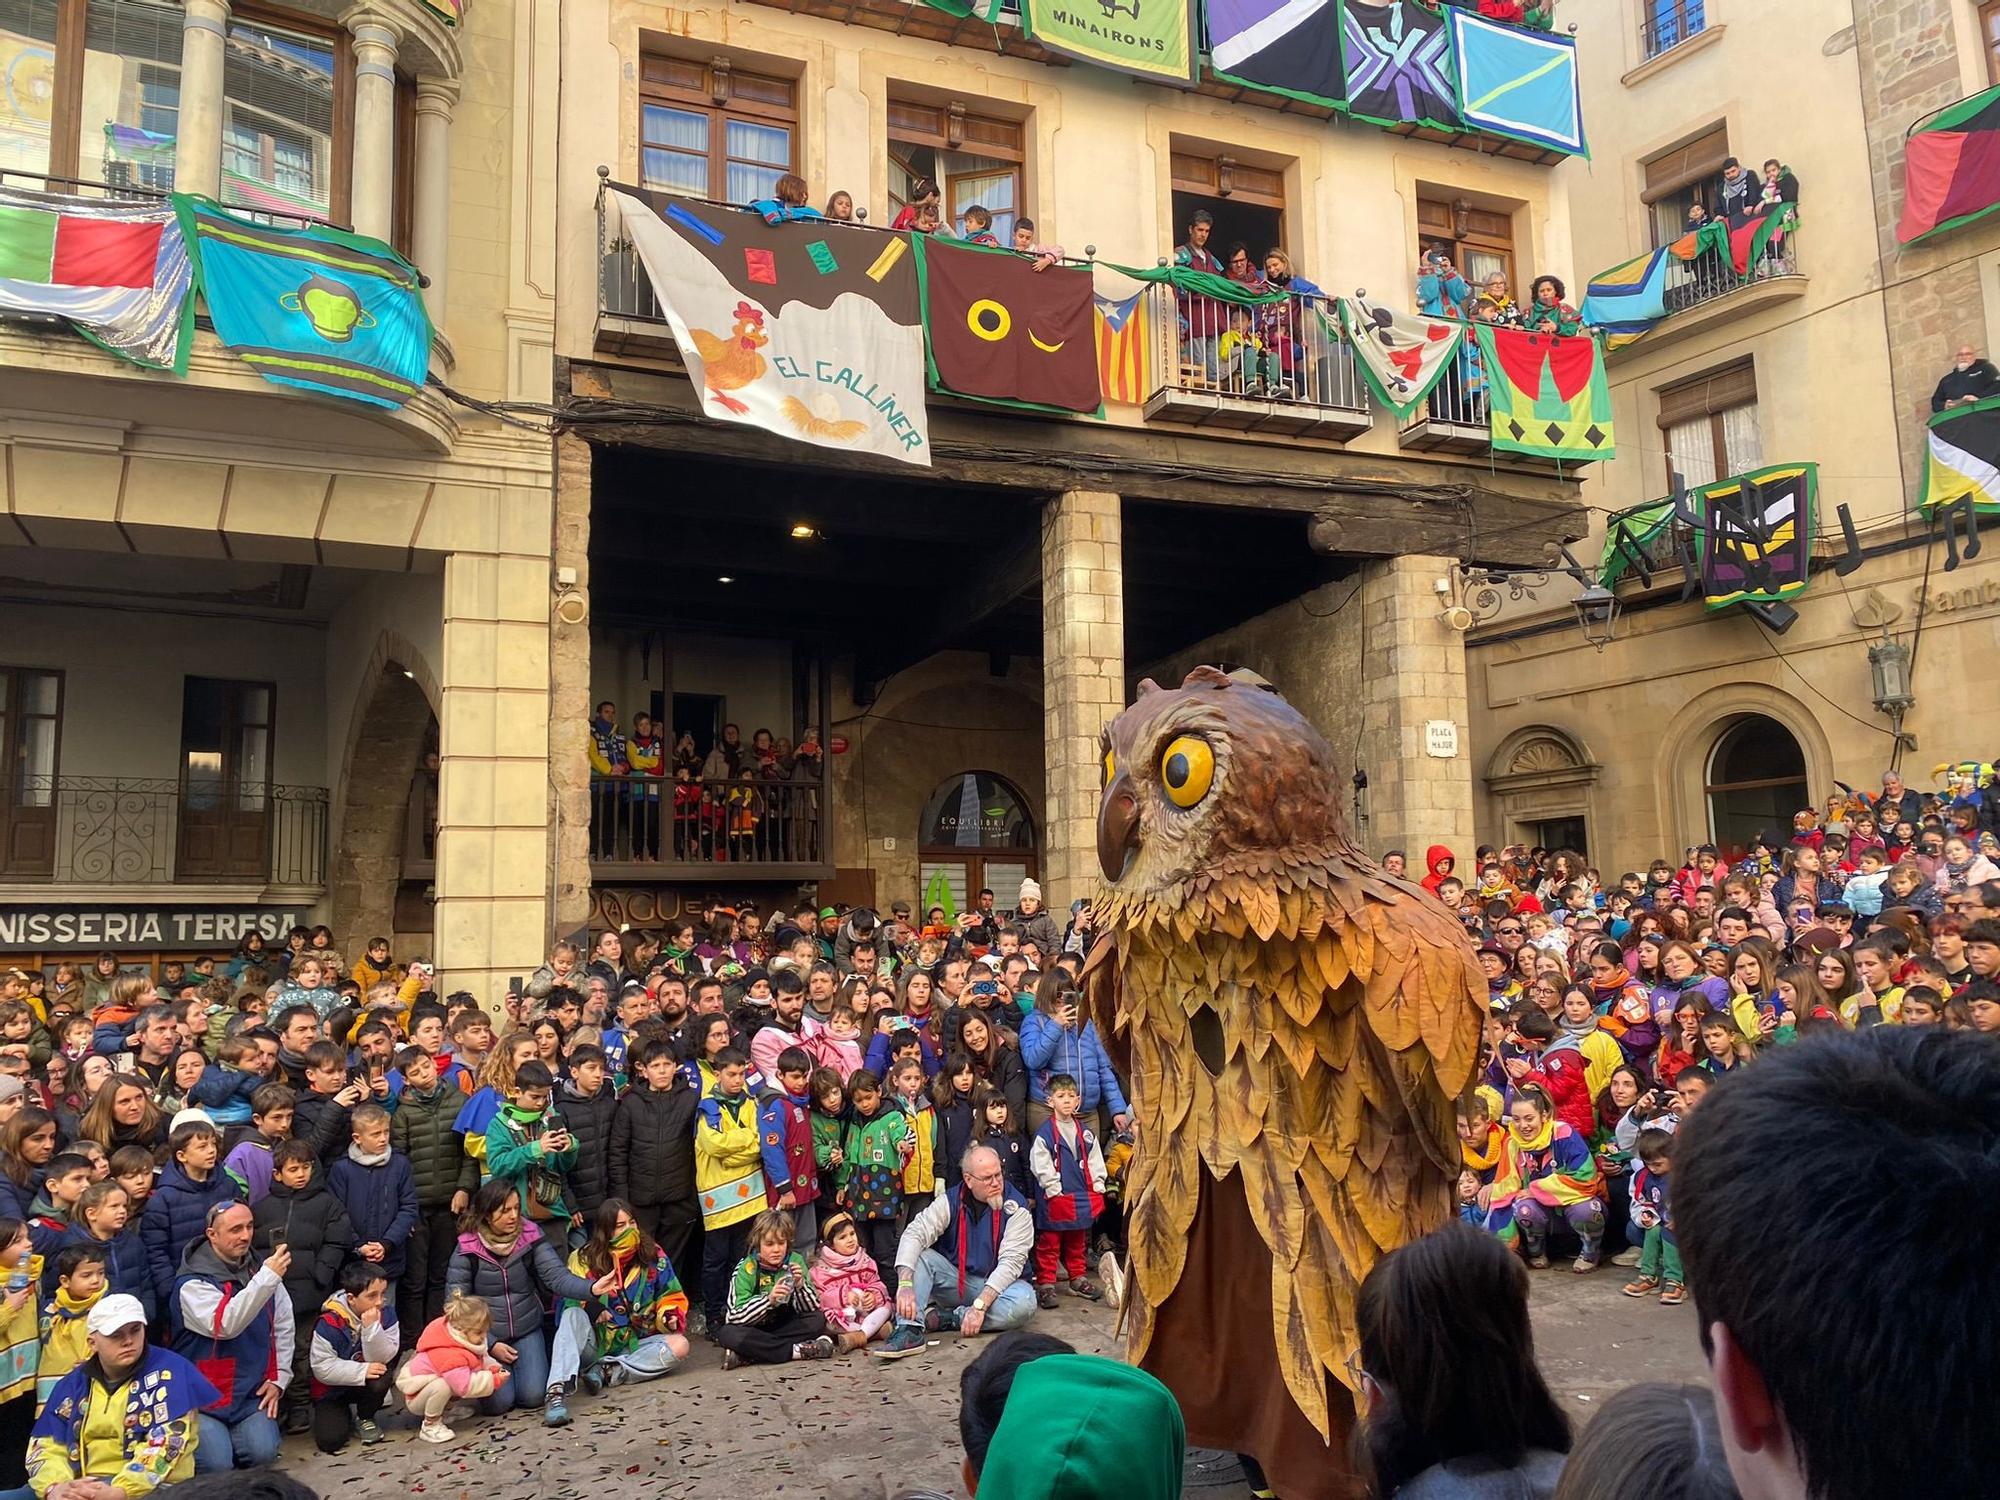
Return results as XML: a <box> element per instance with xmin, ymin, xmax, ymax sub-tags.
<box><xmin>1174</xmin><ymin>209</ymin><xmax>1225</xmax><ymax>383</ymax></box>
<box><xmin>1933</xmin><ymin>344</ymin><xmax>2000</xmax><ymax>413</ymax></box>
<box><xmin>892</xmin><ymin>176</ymin><xmax>942</xmax><ymax>233</ymax></box>
<box><xmin>1011</xmin><ymin>219</ymin><xmax>1063</xmax><ymax>273</ymax></box>
<box><xmin>750</xmin><ymin>172</ymin><xmax>823</xmax><ymax>227</ymax></box>
<box><xmin>1260</xmin><ymin>248</ymin><xmax>1325</xmax><ymax>394</ymax></box>
<box><xmin>1717</xmin><ymin>155</ymin><xmax>1760</xmax><ymax>223</ymax></box>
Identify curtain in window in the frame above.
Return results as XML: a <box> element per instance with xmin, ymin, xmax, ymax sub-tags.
<box><xmin>641</xmin><ymin>103</ymin><xmax>708</xmax><ymax>195</ymax></box>
<box><xmin>724</xmin><ymin>118</ymin><xmax>788</xmax><ymax>204</ymax></box>
<box><xmin>1665</xmin><ymin>415</ymin><xmax>1718</xmax><ymax>490</ymax></box>
<box><xmin>1719</xmin><ymin>401</ymin><xmax>1762</xmax><ymax>475</ymax></box>
<box><xmin>0</xmin><ymin>0</ymin><xmax>58</xmax><ymax>177</ymax></box>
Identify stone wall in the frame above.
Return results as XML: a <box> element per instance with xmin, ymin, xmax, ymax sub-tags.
<box><xmin>549</xmin><ymin>433</ymin><xmax>594</xmax><ymax>944</ymax></box>
<box><xmin>1041</xmin><ymin>491</ymin><xmax>1125</xmax><ymax>913</ymax></box>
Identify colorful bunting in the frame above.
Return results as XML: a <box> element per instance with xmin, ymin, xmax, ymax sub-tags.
<box><xmin>1694</xmin><ymin>464</ymin><xmax>1816</xmax><ymax>610</ymax></box>
<box><xmin>914</xmin><ymin>236</ymin><xmax>1102</xmax><ymax>415</ymax></box>
<box><xmin>1337</xmin><ymin>295</ymin><xmax>1462</xmax><ymax>417</ymax></box>
<box><xmin>1447</xmin><ymin>9</ymin><xmax>1585</xmax><ymax>156</ymax></box>
<box><xmin>1207</xmin><ymin>0</ymin><xmax>1345</xmax><ymax>108</ymax></box>
<box><xmin>1899</xmin><ymin>85</ymin><xmax>2000</xmax><ymax>245</ymax></box>
<box><xmin>1920</xmin><ymin>396</ymin><xmax>2000</xmax><ymax>513</ymax></box>
<box><xmin>0</xmin><ymin>185</ymin><xmax>191</xmax><ymax>372</ymax></box>
<box><xmin>611</xmin><ymin>189</ymin><xmax>931</xmax><ymax>466</ymax></box>
<box><xmin>1474</xmin><ymin>323</ymin><xmax>1615</xmax><ymax>461</ymax></box>
<box><xmin>1094</xmin><ymin>291</ymin><xmax>1150</xmax><ymax>405</ymax></box>
<box><xmin>1021</xmin><ymin>0</ymin><xmax>1195</xmax><ymax>84</ymax></box>
<box><xmin>178</xmin><ymin>196</ymin><xmax>431</xmax><ymax>409</ymax></box>
<box><xmin>1340</xmin><ymin>0</ymin><xmax>1456</xmax><ymax>130</ymax></box>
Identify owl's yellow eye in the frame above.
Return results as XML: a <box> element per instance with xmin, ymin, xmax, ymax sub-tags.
<box><xmin>1159</xmin><ymin>736</ymin><xmax>1214</xmax><ymax>808</ymax></box>
<box><xmin>1102</xmin><ymin>748</ymin><xmax>1116</xmax><ymax>787</ymax></box>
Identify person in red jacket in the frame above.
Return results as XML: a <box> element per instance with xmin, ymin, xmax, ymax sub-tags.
<box><xmin>1421</xmin><ymin>844</ymin><xmax>1457</xmax><ymax>898</ymax></box>
<box><xmin>1508</xmin><ymin>1009</ymin><xmax>1594</xmax><ymax>1141</ymax></box>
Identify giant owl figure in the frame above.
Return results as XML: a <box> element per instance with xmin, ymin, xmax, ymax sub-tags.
<box><xmin>1082</xmin><ymin>667</ymin><xmax>1485</xmax><ymax>1500</ymax></box>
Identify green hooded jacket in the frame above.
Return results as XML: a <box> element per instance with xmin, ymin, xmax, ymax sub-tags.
<box><xmin>976</xmin><ymin>1353</ymin><xmax>1185</xmax><ymax>1500</ymax></box>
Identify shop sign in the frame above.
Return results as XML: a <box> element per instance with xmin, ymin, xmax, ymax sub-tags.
<box><xmin>0</xmin><ymin>905</ymin><xmax>308</xmax><ymax>950</ymax></box>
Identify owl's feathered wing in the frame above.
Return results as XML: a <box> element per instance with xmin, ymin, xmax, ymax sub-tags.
<box><xmin>1086</xmin><ymin>855</ymin><xmax>1484</xmax><ymax>1441</ymax></box>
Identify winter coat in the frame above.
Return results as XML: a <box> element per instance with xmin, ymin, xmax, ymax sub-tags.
<box><xmin>1396</xmin><ymin>1452</ymin><xmax>1566</xmax><ymax>1500</ymax></box>
<box><xmin>809</xmin><ymin>1244</ymin><xmax>890</xmax><ymax>1333</ymax></box>
<box><xmin>390</xmin><ymin>1080</ymin><xmax>478</xmax><ymax>1210</ymax></box>
<box><xmin>863</xmin><ymin>1028</ymin><xmax>941</xmax><ymax>1081</ymax></box>
<box><xmin>292</xmin><ymin>1090</ymin><xmax>353</xmax><ymax>1166</ymax></box>
<box><xmin>1018</xmin><ymin>1012</ymin><xmax>1129</xmax><ymax>1117</ymax></box>
<box><xmin>483</xmin><ymin>1107</ymin><xmax>579</xmax><ymax>1222</ymax></box>
<box><xmin>251</xmin><ymin>1169</ymin><xmax>354</xmax><ymax>1316</ymax></box>
<box><xmin>1421</xmin><ymin>844</ymin><xmax>1456</xmax><ymax>896</ymax></box>
<box><xmin>52</xmin><ymin>1223</ymin><xmax>153</xmax><ymax>1324</ymax></box>
<box><xmin>1013</xmin><ymin>907</ymin><xmax>1062</xmax><ymax>957</ymax></box>
<box><xmin>559</xmin><ymin>1079</ymin><xmax>618</xmax><ymax>1216</ymax></box>
<box><xmin>396</xmin><ymin>1317</ymin><xmax>507</xmax><ymax>1401</ymax></box>
<box><xmin>838</xmin><ymin>1105</ymin><xmax>908</xmax><ymax>1222</ymax></box>
<box><xmin>445</xmin><ymin>1221</ymin><xmax>595</xmax><ymax>1345</ymax></box>
<box><xmin>140</xmin><ymin>1160</ymin><xmax>240</xmax><ymax>1309</ymax></box>
<box><xmin>694</xmin><ymin>1093</ymin><xmax>765</xmax><ymax>1230</ymax></box>
<box><xmin>935</xmin><ymin>1098</ymin><xmax>979</xmax><ymax>1188</ymax></box>
<box><xmin>608</xmin><ymin>1075</ymin><xmax>698</xmax><ymax>1208</ymax></box>
<box><xmin>0</xmin><ymin>1167</ymin><xmax>41</xmax><ymax>1224</ymax></box>
<box><xmin>326</xmin><ymin>1151</ymin><xmax>419</xmax><ymax>1279</ymax></box>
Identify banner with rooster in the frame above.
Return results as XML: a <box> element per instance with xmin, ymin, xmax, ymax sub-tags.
<box><xmin>611</xmin><ymin>190</ymin><xmax>931</xmax><ymax>467</ymax></box>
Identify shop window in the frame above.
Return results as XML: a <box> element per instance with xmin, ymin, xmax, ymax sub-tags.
<box><xmin>887</xmin><ymin>97</ymin><xmax>1024</xmax><ymax>240</ymax></box>
<box><xmin>638</xmin><ymin>53</ymin><xmax>796</xmax><ymax>203</ymax></box>
<box><xmin>1658</xmin><ymin>361</ymin><xmax>1761</xmax><ymax>490</ymax></box>
<box><xmin>918</xmin><ymin>771</ymin><xmax>1036</xmax><ymax>921</ymax></box>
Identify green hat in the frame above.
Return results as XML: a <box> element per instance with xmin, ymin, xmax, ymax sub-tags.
<box><xmin>976</xmin><ymin>1354</ymin><xmax>1185</xmax><ymax>1500</ymax></box>
<box><xmin>818</xmin><ymin>906</ymin><xmax>838</xmax><ymax>919</ymax></box>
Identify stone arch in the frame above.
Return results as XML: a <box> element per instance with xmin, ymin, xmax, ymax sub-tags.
<box><xmin>1482</xmin><ymin>724</ymin><xmax>1602</xmax><ymax>850</ymax></box>
<box><xmin>1656</xmin><ymin>682</ymin><xmax>1835</xmax><ymax>852</ymax></box>
<box><xmin>329</xmin><ymin>631</ymin><xmax>442</xmax><ymax>961</ymax></box>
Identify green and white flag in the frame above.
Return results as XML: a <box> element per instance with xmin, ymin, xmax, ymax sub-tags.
<box><xmin>1021</xmin><ymin>0</ymin><xmax>1195</xmax><ymax>84</ymax></box>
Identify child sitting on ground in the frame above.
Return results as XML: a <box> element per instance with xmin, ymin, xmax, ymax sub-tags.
<box><xmin>395</xmin><ymin>1288</ymin><xmax>510</xmax><ymax>1444</ymax></box>
<box><xmin>1027</xmin><ymin>1073</ymin><xmax>1105</xmax><ymax>1309</ymax></box>
<box><xmin>808</xmin><ymin>1210</ymin><xmax>891</xmax><ymax>1352</ymax></box>
<box><xmin>1622</xmin><ymin>1128</ymin><xmax>1684</xmax><ymax>1306</ymax></box>
<box><xmin>35</xmin><ymin>1243</ymin><xmax>104</xmax><ymax>1413</ymax></box>
<box><xmin>308</xmin><ymin>1261</ymin><xmax>400</xmax><ymax>1451</ymax></box>
<box><xmin>716</xmin><ymin>1209</ymin><xmax>833</xmax><ymax>1369</ymax></box>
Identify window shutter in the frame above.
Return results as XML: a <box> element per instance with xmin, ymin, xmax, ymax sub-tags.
<box><xmin>1642</xmin><ymin>124</ymin><xmax>1731</xmax><ymax>204</ymax></box>
<box><xmin>1656</xmin><ymin>361</ymin><xmax>1758</xmax><ymax>427</ymax></box>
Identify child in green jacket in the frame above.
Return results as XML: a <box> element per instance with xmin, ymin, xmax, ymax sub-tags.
<box><xmin>837</xmin><ymin>1069</ymin><xmax>907</xmax><ymax>1273</ymax></box>
<box><xmin>481</xmin><ymin>1061</ymin><xmax>579</xmax><ymax>1230</ymax></box>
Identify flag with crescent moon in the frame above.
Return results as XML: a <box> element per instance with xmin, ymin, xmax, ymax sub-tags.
<box><xmin>913</xmin><ymin>236</ymin><xmax>1104</xmax><ymax>416</ymax></box>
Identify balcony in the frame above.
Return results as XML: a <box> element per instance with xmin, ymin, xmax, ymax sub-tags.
<box><xmin>1640</xmin><ymin>0</ymin><xmax>1706</xmax><ymax>61</ymax></box>
<box><xmin>1</xmin><ymin>778</ymin><xmax>328</xmax><ymax>897</ymax></box>
<box><xmin>1139</xmin><ymin>285</ymin><xmax>1373</xmax><ymax>439</ymax></box>
<box><xmin>1616</xmin><ymin>225</ymin><xmax>1806</xmax><ymax>356</ymax></box>
<box><xmin>589</xmin><ymin>774</ymin><xmax>832</xmax><ymax>883</ymax></box>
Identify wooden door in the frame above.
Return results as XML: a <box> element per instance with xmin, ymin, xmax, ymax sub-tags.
<box><xmin>0</xmin><ymin>668</ymin><xmax>61</xmax><ymax>879</ymax></box>
<box><xmin>177</xmin><ymin>678</ymin><xmax>274</xmax><ymax>881</ymax></box>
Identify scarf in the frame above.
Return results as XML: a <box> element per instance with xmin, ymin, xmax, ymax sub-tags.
<box><xmin>1591</xmin><ymin>966</ymin><xmax>1635</xmax><ymax>1003</ymax></box>
<box><xmin>347</xmin><ymin>1141</ymin><xmax>390</xmax><ymax>1168</ymax></box>
<box><xmin>610</xmin><ymin>1223</ymin><xmax>641</xmax><ymax>1259</ymax></box>
<box><xmin>478</xmin><ymin>1223</ymin><xmax>523</xmax><ymax>1258</ymax></box>
<box><xmin>502</xmin><ymin>1103</ymin><xmax>545</xmax><ymax>1126</ymax></box>
<box><xmin>1507</xmin><ymin>1115</ymin><xmax>1555</xmax><ymax>1154</ymax></box>
<box><xmin>815</xmin><ymin>1240</ymin><xmax>875</xmax><ymax>1279</ymax></box>
<box><xmin>1556</xmin><ymin>1015</ymin><xmax>1599</xmax><ymax>1048</ymax></box>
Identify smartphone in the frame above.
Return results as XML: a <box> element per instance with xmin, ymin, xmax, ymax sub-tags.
<box><xmin>268</xmin><ymin>1230</ymin><xmax>288</xmax><ymax>1251</ymax></box>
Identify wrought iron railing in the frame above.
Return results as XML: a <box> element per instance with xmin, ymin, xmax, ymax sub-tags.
<box><xmin>1640</xmin><ymin>0</ymin><xmax>1705</xmax><ymax>58</ymax></box>
<box><xmin>1142</xmin><ymin>283</ymin><xmax>1369</xmax><ymax>413</ymax></box>
<box><xmin>1405</xmin><ymin>352</ymin><xmax>1488</xmax><ymax>430</ymax></box>
<box><xmin>0</xmin><ymin>168</ymin><xmax>345</xmax><ymax>232</ymax></box>
<box><xmin>1662</xmin><ymin>221</ymin><xmax>1800</xmax><ymax>315</ymax></box>
<box><xmin>590</xmin><ymin>773</ymin><xmax>826</xmax><ymax>867</ymax></box>
<box><xmin>5</xmin><ymin>778</ymin><xmax>328</xmax><ymax>887</ymax></box>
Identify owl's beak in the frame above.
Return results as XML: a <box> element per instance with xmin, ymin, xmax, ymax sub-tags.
<box><xmin>1098</xmin><ymin>773</ymin><xmax>1141</xmax><ymax>883</ymax></box>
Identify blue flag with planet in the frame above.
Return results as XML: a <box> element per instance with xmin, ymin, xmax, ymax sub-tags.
<box><xmin>174</xmin><ymin>196</ymin><xmax>432</xmax><ymax>409</ymax></box>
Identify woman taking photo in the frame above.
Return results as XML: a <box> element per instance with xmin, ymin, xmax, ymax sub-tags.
<box><xmin>1354</xmin><ymin>1222</ymin><xmax>1571</xmax><ymax>1497</ymax></box>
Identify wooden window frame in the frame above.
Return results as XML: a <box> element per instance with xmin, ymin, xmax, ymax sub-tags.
<box><xmin>637</xmin><ymin>53</ymin><xmax>798</xmax><ymax>202</ymax></box>
<box><xmin>0</xmin><ymin>666</ymin><xmax>66</xmax><ymax>882</ymax></box>
<box><xmin>178</xmin><ymin>676</ymin><xmax>277</xmax><ymax>803</ymax></box>
<box><xmin>0</xmin><ymin>666</ymin><xmax>65</xmax><ymax>788</ymax></box>
<box><xmin>887</xmin><ymin>97</ymin><xmax>1025</xmax><ymax>231</ymax></box>
<box><xmin>36</xmin><ymin>0</ymin><xmax>365</xmax><ymax>226</ymax></box>
<box><xmin>1657</xmin><ymin>360</ymin><xmax>1759</xmax><ymax>489</ymax></box>
<box><xmin>1415</xmin><ymin>196</ymin><xmax>1517</xmax><ymax>300</ymax></box>
<box><xmin>1984</xmin><ymin>0</ymin><xmax>2000</xmax><ymax>85</ymax></box>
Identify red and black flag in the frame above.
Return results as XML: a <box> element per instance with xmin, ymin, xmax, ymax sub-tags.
<box><xmin>912</xmin><ymin>236</ymin><xmax>1102</xmax><ymax>415</ymax></box>
<box><xmin>1900</xmin><ymin>84</ymin><xmax>2000</xmax><ymax>244</ymax></box>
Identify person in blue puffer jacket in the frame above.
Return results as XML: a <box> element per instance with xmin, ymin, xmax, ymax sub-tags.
<box><xmin>1018</xmin><ymin>974</ymin><xmax>1130</xmax><ymax>1137</ymax></box>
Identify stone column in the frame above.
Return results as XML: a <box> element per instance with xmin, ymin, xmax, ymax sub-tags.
<box><xmin>1355</xmin><ymin>554</ymin><xmax>1475</xmax><ymax>867</ymax></box>
<box><xmin>172</xmin><ymin>0</ymin><xmax>231</xmax><ymax>197</ymax></box>
<box><xmin>433</xmin><ymin>544</ymin><xmax>554</xmax><ymax>998</ymax></box>
<box><xmin>411</xmin><ymin>77</ymin><xmax>457</xmax><ymax>332</ymax></box>
<box><xmin>342</xmin><ymin>9</ymin><xmax>399</xmax><ymax>241</ymax></box>
<box><xmin>1041</xmin><ymin>490</ymin><xmax>1124</xmax><ymax>913</ymax></box>
<box><xmin>548</xmin><ymin>433</ymin><xmax>595</xmax><ymax>943</ymax></box>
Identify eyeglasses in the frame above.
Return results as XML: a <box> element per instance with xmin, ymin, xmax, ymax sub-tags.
<box><xmin>1496</xmin><ymin>927</ymin><xmax>1523</xmax><ymax>937</ymax></box>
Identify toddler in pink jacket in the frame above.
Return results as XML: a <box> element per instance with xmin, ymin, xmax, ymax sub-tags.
<box><xmin>809</xmin><ymin>1210</ymin><xmax>891</xmax><ymax>1351</ymax></box>
<box><xmin>393</xmin><ymin>1293</ymin><xmax>510</xmax><ymax>1443</ymax></box>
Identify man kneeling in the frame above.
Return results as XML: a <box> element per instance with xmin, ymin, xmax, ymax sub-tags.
<box><xmin>877</xmin><ymin>1146</ymin><xmax>1036</xmax><ymax>1359</ymax></box>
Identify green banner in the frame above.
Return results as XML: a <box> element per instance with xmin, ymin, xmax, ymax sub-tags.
<box><xmin>1104</xmin><ymin>262</ymin><xmax>1288</xmax><ymax>306</ymax></box>
<box><xmin>1599</xmin><ymin>500</ymin><xmax>1673</xmax><ymax>587</ymax></box>
<box><xmin>1021</xmin><ymin>0</ymin><xmax>1194</xmax><ymax>84</ymax></box>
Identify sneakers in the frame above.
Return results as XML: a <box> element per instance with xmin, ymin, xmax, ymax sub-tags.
<box><xmin>418</xmin><ymin>1419</ymin><xmax>455</xmax><ymax>1445</ymax></box>
<box><xmin>355</xmin><ymin>1417</ymin><xmax>385</xmax><ymax>1446</ymax></box>
<box><xmin>1622</xmin><ymin>1275</ymin><xmax>1661</xmax><ymax>1298</ymax></box>
<box><xmin>542</xmin><ymin>1391</ymin><xmax>571</xmax><ymax>1428</ymax></box>
<box><xmin>791</xmin><ymin>1335</ymin><xmax>836</xmax><ymax>1361</ymax></box>
<box><xmin>1099</xmin><ymin>1252</ymin><xmax>1126</xmax><ymax>1310</ymax></box>
<box><xmin>1659</xmin><ymin>1282</ymin><xmax>1687</xmax><ymax>1306</ymax></box>
<box><xmin>1572</xmin><ymin>1252</ymin><xmax>1601</xmax><ymax>1274</ymax></box>
<box><xmin>924</xmin><ymin>1307</ymin><xmax>962</xmax><ymax>1334</ymax></box>
<box><xmin>720</xmin><ymin>1350</ymin><xmax>741</xmax><ymax>1371</ymax></box>
<box><xmin>282</xmin><ymin>1406</ymin><xmax>312</xmax><ymax>1437</ymax></box>
<box><xmin>874</xmin><ymin>1323</ymin><xmax>929</xmax><ymax>1360</ymax></box>
<box><xmin>602</xmin><ymin>1361</ymin><xmax>627</xmax><ymax>1388</ymax></box>
<box><xmin>1524</xmin><ymin>1251</ymin><xmax>1550</xmax><ymax>1270</ymax></box>
<box><xmin>1036</xmin><ymin>1283</ymin><xmax>1061</xmax><ymax>1310</ymax></box>
<box><xmin>1069</xmin><ymin>1276</ymin><xmax>1104</xmax><ymax>1301</ymax></box>
<box><xmin>580</xmin><ymin>1365</ymin><xmax>605</xmax><ymax>1396</ymax></box>
<box><xmin>1610</xmin><ymin>1246</ymin><xmax>1645</xmax><ymax>1267</ymax></box>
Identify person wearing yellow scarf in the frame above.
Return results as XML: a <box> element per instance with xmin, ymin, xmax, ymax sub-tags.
<box><xmin>1479</xmin><ymin>1089</ymin><xmax>1605</xmax><ymax>1271</ymax></box>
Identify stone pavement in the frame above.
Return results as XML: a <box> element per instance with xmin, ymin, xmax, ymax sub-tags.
<box><xmin>281</xmin><ymin>1270</ymin><xmax>1711</xmax><ymax>1500</ymax></box>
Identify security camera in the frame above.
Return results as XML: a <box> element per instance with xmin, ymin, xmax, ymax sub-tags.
<box><xmin>1441</xmin><ymin>604</ymin><xmax>1475</xmax><ymax>632</ymax></box>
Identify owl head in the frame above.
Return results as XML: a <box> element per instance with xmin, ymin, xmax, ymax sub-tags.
<box><xmin>1097</xmin><ymin>666</ymin><xmax>1356</xmax><ymax>897</ymax></box>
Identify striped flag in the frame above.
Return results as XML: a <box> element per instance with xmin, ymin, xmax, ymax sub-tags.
<box><xmin>1094</xmin><ymin>291</ymin><xmax>1146</xmax><ymax>404</ymax></box>
<box><xmin>0</xmin><ymin>186</ymin><xmax>192</xmax><ymax>371</ymax></box>
<box><xmin>1579</xmin><ymin>246</ymin><xmax>1668</xmax><ymax>351</ymax></box>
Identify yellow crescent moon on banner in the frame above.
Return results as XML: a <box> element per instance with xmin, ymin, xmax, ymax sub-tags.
<box><xmin>1029</xmin><ymin>331</ymin><xmax>1065</xmax><ymax>353</ymax></box>
<box><xmin>968</xmin><ymin>299</ymin><xmax>1011</xmax><ymax>341</ymax></box>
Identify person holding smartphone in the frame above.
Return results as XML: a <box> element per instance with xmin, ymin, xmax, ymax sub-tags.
<box><xmin>482</xmin><ymin>1061</ymin><xmax>581</xmax><ymax>1236</ymax></box>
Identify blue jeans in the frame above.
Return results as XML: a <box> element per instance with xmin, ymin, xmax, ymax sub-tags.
<box><xmin>900</xmin><ymin>1248</ymin><xmax>1038</xmax><ymax>1332</ymax></box>
<box><xmin>193</xmin><ymin>1409</ymin><xmax>282</xmax><ymax>1472</ymax></box>
<box><xmin>478</xmin><ymin>1325</ymin><xmax>549</xmax><ymax>1414</ymax></box>
<box><xmin>547</xmin><ymin>1305</ymin><xmax>680</xmax><ymax>1388</ymax></box>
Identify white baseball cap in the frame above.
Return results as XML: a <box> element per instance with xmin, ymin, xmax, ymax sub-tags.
<box><xmin>86</xmin><ymin>1294</ymin><xmax>148</xmax><ymax>1336</ymax></box>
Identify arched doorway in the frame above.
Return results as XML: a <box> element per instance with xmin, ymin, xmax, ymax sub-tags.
<box><xmin>331</xmin><ymin>659</ymin><xmax>439</xmax><ymax>962</ymax></box>
<box><xmin>1705</xmin><ymin>715</ymin><xmax>1808</xmax><ymax>859</ymax></box>
<box><xmin>918</xmin><ymin>771</ymin><xmax>1037</xmax><ymax>919</ymax></box>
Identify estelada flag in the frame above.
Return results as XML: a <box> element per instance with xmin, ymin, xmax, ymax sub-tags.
<box><xmin>1475</xmin><ymin>323</ymin><xmax>1615</xmax><ymax>462</ymax></box>
<box><xmin>1900</xmin><ymin>85</ymin><xmax>2000</xmax><ymax>245</ymax></box>
<box><xmin>914</xmin><ymin>236</ymin><xmax>1102</xmax><ymax>416</ymax></box>
<box><xmin>1920</xmin><ymin>397</ymin><xmax>2000</xmax><ymax>513</ymax></box>
<box><xmin>1094</xmin><ymin>291</ymin><xmax>1147</xmax><ymax>405</ymax></box>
